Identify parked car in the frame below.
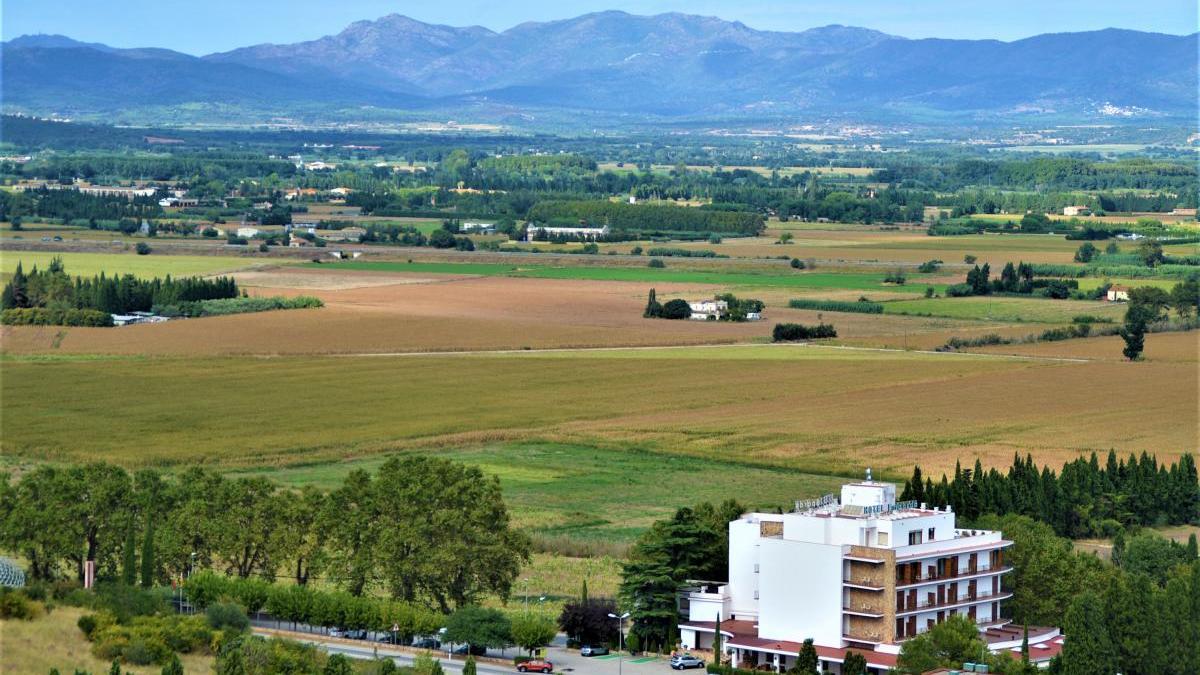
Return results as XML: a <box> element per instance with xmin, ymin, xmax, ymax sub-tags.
<box><xmin>412</xmin><ymin>637</ymin><xmax>441</xmax><ymax>649</ymax></box>
<box><xmin>345</xmin><ymin>629</ymin><xmax>367</xmax><ymax>640</ymax></box>
<box><xmin>328</xmin><ymin>627</ymin><xmax>346</xmax><ymax>638</ymax></box>
<box><xmin>580</xmin><ymin>645</ymin><xmax>609</xmax><ymax>656</ymax></box>
<box><xmin>516</xmin><ymin>659</ymin><xmax>553</xmax><ymax>673</ymax></box>
<box><xmin>670</xmin><ymin>654</ymin><xmax>705</xmax><ymax>670</ymax></box>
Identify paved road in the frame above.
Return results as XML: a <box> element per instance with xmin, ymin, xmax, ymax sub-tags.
<box><xmin>251</xmin><ymin>626</ymin><xmax>684</xmax><ymax>675</ymax></box>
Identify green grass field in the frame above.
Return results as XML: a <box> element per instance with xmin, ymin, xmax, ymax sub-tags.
<box><xmin>314</xmin><ymin>260</ymin><xmax>938</xmax><ymax>292</ymax></box>
<box><xmin>0</xmin><ymin>250</ymin><xmax>262</xmax><ymax>278</ymax></box>
<box><xmin>880</xmin><ymin>296</ymin><xmax>1125</xmax><ymax>323</ymax></box>
<box><xmin>232</xmin><ymin>440</ymin><xmax>847</xmax><ymax>546</ymax></box>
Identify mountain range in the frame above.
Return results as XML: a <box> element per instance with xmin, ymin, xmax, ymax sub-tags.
<box><xmin>3</xmin><ymin>11</ymin><xmax>1197</xmax><ymax>126</ymax></box>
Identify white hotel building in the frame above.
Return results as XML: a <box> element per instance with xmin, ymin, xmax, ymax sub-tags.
<box><xmin>678</xmin><ymin>476</ymin><xmax>1061</xmax><ymax>673</ymax></box>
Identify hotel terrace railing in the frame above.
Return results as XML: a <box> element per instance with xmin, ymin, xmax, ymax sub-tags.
<box><xmin>895</xmin><ymin>565</ymin><xmax>1013</xmax><ymax>588</ymax></box>
<box><xmin>895</xmin><ymin>590</ymin><xmax>1012</xmax><ymax>615</ymax></box>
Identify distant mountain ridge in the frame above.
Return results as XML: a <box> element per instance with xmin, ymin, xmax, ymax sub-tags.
<box><xmin>3</xmin><ymin>12</ymin><xmax>1197</xmax><ymax>125</ymax></box>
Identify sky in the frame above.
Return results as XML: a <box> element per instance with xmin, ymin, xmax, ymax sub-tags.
<box><xmin>3</xmin><ymin>0</ymin><xmax>1196</xmax><ymax>55</ymax></box>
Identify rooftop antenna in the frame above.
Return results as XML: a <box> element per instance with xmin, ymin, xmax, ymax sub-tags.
<box><xmin>865</xmin><ymin>467</ymin><xmax>872</xmax><ymax>482</ymax></box>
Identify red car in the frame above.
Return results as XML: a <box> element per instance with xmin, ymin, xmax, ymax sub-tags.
<box><xmin>516</xmin><ymin>660</ymin><xmax>553</xmax><ymax>673</ymax></box>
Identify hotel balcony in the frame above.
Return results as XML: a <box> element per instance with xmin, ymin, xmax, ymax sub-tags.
<box><xmin>895</xmin><ymin>564</ymin><xmax>1013</xmax><ymax>589</ymax></box>
<box><xmin>895</xmin><ymin>590</ymin><xmax>1013</xmax><ymax>617</ymax></box>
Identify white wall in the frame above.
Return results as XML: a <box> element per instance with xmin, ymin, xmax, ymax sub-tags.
<box><xmin>757</xmin><ymin>538</ymin><xmax>843</xmax><ymax>646</ymax></box>
<box><xmin>728</xmin><ymin>519</ymin><xmax>765</xmax><ymax>620</ymax></box>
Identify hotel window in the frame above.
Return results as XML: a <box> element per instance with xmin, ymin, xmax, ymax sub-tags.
<box><xmin>908</xmin><ymin>531</ymin><xmax>923</xmax><ymax>545</ymax></box>
<box><xmin>927</xmin><ymin>527</ymin><xmax>936</xmax><ymax>541</ymax></box>
<box><xmin>878</xmin><ymin>532</ymin><xmax>889</xmax><ymax>546</ymax></box>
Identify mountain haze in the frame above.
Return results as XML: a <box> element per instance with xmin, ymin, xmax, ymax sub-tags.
<box><xmin>3</xmin><ymin>11</ymin><xmax>1196</xmax><ymax>125</ymax></box>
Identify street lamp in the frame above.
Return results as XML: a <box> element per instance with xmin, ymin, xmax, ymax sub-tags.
<box><xmin>607</xmin><ymin>611</ymin><xmax>631</xmax><ymax>675</ymax></box>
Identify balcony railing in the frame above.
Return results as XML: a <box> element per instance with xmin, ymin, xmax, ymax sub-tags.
<box><xmin>896</xmin><ymin>590</ymin><xmax>1012</xmax><ymax>616</ymax></box>
<box><xmin>896</xmin><ymin>565</ymin><xmax>1012</xmax><ymax>588</ymax></box>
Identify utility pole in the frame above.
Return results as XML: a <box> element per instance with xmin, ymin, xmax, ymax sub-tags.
<box><xmin>608</xmin><ymin>611</ymin><xmax>631</xmax><ymax>675</ymax></box>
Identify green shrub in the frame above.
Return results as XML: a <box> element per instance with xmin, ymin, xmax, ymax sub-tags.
<box><xmin>0</xmin><ymin>589</ymin><xmax>41</xmax><ymax>620</ymax></box>
<box><xmin>787</xmin><ymin>299</ymin><xmax>882</xmax><ymax>314</ymax></box>
<box><xmin>790</xmin><ymin>257</ymin><xmax>804</xmax><ymax>269</ymax></box>
<box><xmin>78</xmin><ymin>613</ymin><xmax>100</xmax><ymax>638</ymax></box>
<box><xmin>647</xmin><ymin>258</ymin><xmax>666</xmax><ymax>268</ymax></box>
<box><xmin>135</xmin><ymin>242</ymin><xmax>152</xmax><ymax>255</ymax></box>
<box><xmin>123</xmin><ymin>634</ymin><xmax>170</xmax><ymax>666</ymax></box>
<box><xmin>205</xmin><ymin>602</ymin><xmax>250</xmax><ymax>633</ymax></box>
<box><xmin>659</xmin><ymin>298</ymin><xmax>692</xmax><ymax>320</ymax></box>
<box><xmin>917</xmin><ymin>259</ymin><xmax>943</xmax><ymax>273</ymax></box>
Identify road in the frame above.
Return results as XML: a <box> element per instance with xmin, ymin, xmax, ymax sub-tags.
<box><xmin>250</xmin><ymin>626</ymin><xmax>683</xmax><ymax>675</ymax></box>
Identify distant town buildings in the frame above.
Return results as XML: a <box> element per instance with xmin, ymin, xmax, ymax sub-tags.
<box><xmin>677</xmin><ymin>475</ymin><xmax>1058</xmax><ymax>673</ymax></box>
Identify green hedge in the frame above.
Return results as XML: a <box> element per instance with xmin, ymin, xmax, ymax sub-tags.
<box><xmin>772</xmin><ymin>322</ymin><xmax>837</xmax><ymax>341</ymax></box>
<box><xmin>787</xmin><ymin>298</ymin><xmax>883</xmax><ymax>314</ymax></box>
<box><xmin>156</xmin><ymin>295</ymin><xmax>323</xmax><ymax>318</ymax></box>
<box><xmin>0</xmin><ymin>307</ymin><xmax>113</xmax><ymax>326</ymax></box>
<box><xmin>645</xmin><ymin>247</ymin><xmax>726</xmax><ymax>258</ymax></box>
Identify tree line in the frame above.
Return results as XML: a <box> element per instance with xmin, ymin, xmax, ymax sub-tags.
<box><xmin>0</xmin><ymin>258</ymin><xmax>238</xmax><ymax>315</ymax></box>
<box><xmin>900</xmin><ymin>452</ymin><xmax>1198</xmax><ymax>539</ymax></box>
<box><xmin>526</xmin><ymin>200</ymin><xmax>764</xmax><ymax>235</ymax></box>
<box><xmin>0</xmin><ymin>455</ymin><xmax>530</xmax><ymax>613</ymax></box>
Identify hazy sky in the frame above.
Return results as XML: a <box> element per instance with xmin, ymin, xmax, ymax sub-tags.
<box><xmin>4</xmin><ymin>0</ymin><xmax>1196</xmax><ymax>55</ymax></box>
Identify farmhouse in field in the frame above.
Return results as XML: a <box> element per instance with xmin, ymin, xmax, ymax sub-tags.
<box><xmin>288</xmin><ymin>234</ymin><xmax>310</xmax><ymax>247</ymax></box>
<box><xmin>525</xmin><ymin>224</ymin><xmax>610</xmax><ymax>242</ymax></box>
<box><xmin>1062</xmin><ymin>205</ymin><xmax>1091</xmax><ymax>216</ymax></box>
<box><xmin>676</xmin><ymin>475</ymin><xmax>1058</xmax><ymax>674</ymax></box>
<box><xmin>688</xmin><ymin>299</ymin><xmax>728</xmax><ymax>320</ymax></box>
<box><xmin>1107</xmin><ymin>284</ymin><xmax>1131</xmax><ymax>302</ymax></box>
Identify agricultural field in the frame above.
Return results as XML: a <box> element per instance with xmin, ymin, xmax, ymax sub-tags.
<box><xmin>3</xmin><ymin>343</ymin><xmax>1193</xmax><ymax>481</ymax></box>
<box><xmin>0</xmin><ymin>249</ymin><xmax>264</xmax><ymax>279</ymax></box>
<box><xmin>879</xmin><ymin>295</ymin><xmax>1125</xmax><ymax>323</ymax></box>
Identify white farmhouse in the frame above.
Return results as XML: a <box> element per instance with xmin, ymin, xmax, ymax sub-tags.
<box><xmin>688</xmin><ymin>300</ymin><xmax>728</xmax><ymax>320</ymax></box>
<box><xmin>677</xmin><ymin>475</ymin><xmax>1062</xmax><ymax>673</ymax></box>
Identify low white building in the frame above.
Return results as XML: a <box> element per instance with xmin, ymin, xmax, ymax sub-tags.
<box><xmin>237</xmin><ymin>227</ymin><xmax>260</xmax><ymax>238</ymax></box>
<box><xmin>525</xmin><ymin>224</ymin><xmax>610</xmax><ymax>242</ymax></box>
<box><xmin>1062</xmin><ymin>206</ymin><xmax>1090</xmax><ymax>217</ymax></box>
<box><xmin>688</xmin><ymin>300</ymin><xmax>728</xmax><ymax>320</ymax></box>
<box><xmin>677</xmin><ymin>475</ymin><xmax>1042</xmax><ymax>674</ymax></box>
<box><xmin>1107</xmin><ymin>285</ymin><xmax>1131</xmax><ymax>302</ymax></box>
<box><xmin>461</xmin><ymin>222</ymin><xmax>496</xmax><ymax>234</ymax></box>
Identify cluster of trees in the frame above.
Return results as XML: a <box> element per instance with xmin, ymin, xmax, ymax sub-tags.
<box><xmin>883</xmin><ymin>157</ymin><xmax>1198</xmax><ymax>194</ymax></box>
<box><xmin>619</xmin><ymin>501</ymin><xmax>744</xmax><ymax>652</ymax></box>
<box><xmin>1119</xmin><ymin>282</ymin><xmax>1200</xmax><ymax>360</ymax></box>
<box><xmin>974</xmin><ymin>513</ymin><xmax>1200</xmax><ymax>675</ymax></box>
<box><xmin>772</xmin><ymin>323</ymin><xmax>837</xmax><ymax>341</ymax></box>
<box><xmin>642</xmin><ymin>289</ymin><xmax>690</xmax><ymax>320</ymax></box>
<box><xmin>0</xmin><ymin>258</ymin><xmax>238</xmax><ymax>315</ymax></box>
<box><xmin>0</xmin><ymin>456</ymin><xmax>530</xmax><ymax>612</ymax></box>
<box><xmin>0</xmin><ymin>187</ymin><xmax>163</xmax><ymax>223</ymax></box>
<box><xmin>900</xmin><ymin>452</ymin><xmax>1198</xmax><ymax>539</ymax></box>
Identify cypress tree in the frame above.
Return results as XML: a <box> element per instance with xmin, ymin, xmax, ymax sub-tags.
<box><xmin>121</xmin><ymin>518</ymin><xmax>137</xmax><ymax>586</ymax></box>
<box><xmin>140</xmin><ymin>519</ymin><xmax>155</xmax><ymax>588</ymax></box>
<box><xmin>1060</xmin><ymin>592</ymin><xmax>1118</xmax><ymax>675</ymax></box>
<box><xmin>580</xmin><ymin>578</ymin><xmax>588</xmax><ymax>604</ymax></box>
<box><xmin>712</xmin><ymin>612</ymin><xmax>723</xmax><ymax>665</ymax></box>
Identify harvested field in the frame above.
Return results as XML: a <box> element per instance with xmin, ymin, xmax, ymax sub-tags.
<box><xmin>974</xmin><ymin>329</ymin><xmax>1200</xmax><ymax>363</ymax></box>
<box><xmin>0</xmin><ymin>273</ymin><xmax>1010</xmax><ymax>356</ymax></box>
<box><xmin>3</xmin><ymin>344</ymin><xmax>1193</xmax><ymax>475</ymax></box>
